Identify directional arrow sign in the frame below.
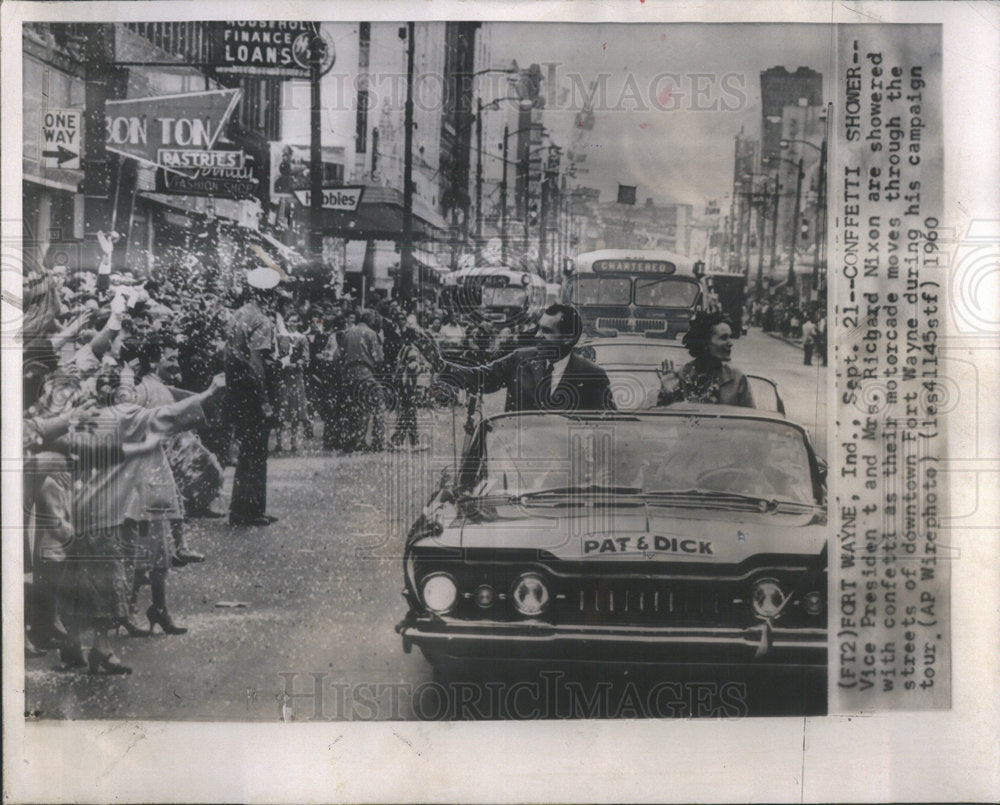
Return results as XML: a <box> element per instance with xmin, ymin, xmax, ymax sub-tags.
<box><xmin>40</xmin><ymin>109</ymin><xmax>81</xmax><ymax>169</ymax></box>
<box><xmin>41</xmin><ymin>144</ymin><xmax>79</xmax><ymax>168</ymax></box>
<box><xmin>292</xmin><ymin>186</ymin><xmax>364</xmax><ymax>211</ymax></box>
<box><xmin>104</xmin><ymin>89</ymin><xmax>241</xmax><ymax>174</ymax></box>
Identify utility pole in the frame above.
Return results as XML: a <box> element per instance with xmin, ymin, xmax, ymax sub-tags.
<box><xmin>500</xmin><ymin>124</ymin><xmax>508</xmax><ymax>265</ymax></box>
<box><xmin>742</xmin><ymin>188</ymin><xmax>751</xmax><ymax>277</ymax></box>
<box><xmin>539</xmin><ymin>166</ymin><xmax>549</xmax><ymax>276</ymax></box>
<box><xmin>812</xmin><ymin>137</ymin><xmax>827</xmax><ymax>292</ymax></box>
<box><xmin>82</xmin><ymin>23</ymin><xmax>117</xmax><ymax>287</ymax></box>
<box><xmin>522</xmin><ymin>144</ymin><xmax>529</xmax><ymax>254</ymax></box>
<box><xmin>474</xmin><ymin>98</ymin><xmax>483</xmax><ymax>246</ymax></box>
<box><xmin>400</xmin><ymin>22</ymin><xmax>416</xmax><ymax>299</ymax></box>
<box><xmin>788</xmin><ymin>156</ymin><xmax>803</xmax><ymax>287</ymax></box>
<box><xmin>308</xmin><ymin>24</ymin><xmax>324</xmax><ymax>263</ymax></box>
<box><xmin>768</xmin><ymin>175</ymin><xmax>779</xmax><ymax>289</ymax></box>
<box><xmin>755</xmin><ymin>180</ymin><xmax>765</xmax><ymax>287</ymax></box>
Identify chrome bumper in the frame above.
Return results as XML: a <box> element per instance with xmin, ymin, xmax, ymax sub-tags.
<box><xmin>398</xmin><ymin>617</ymin><xmax>827</xmax><ymax>667</ymax></box>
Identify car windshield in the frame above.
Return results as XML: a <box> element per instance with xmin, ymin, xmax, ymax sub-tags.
<box><xmin>481</xmin><ymin>286</ymin><xmax>528</xmax><ymax>308</ymax></box>
<box><xmin>634</xmin><ymin>277</ymin><xmax>701</xmax><ymax>308</ymax></box>
<box><xmin>479</xmin><ymin>414</ymin><xmax>817</xmax><ymax>505</ymax></box>
<box><xmin>566</xmin><ymin>276</ymin><xmax>632</xmax><ymax>306</ymax></box>
<box><xmin>586</xmin><ymin>342</ymin><xmax>686</xmax><ymax>367</ymax></box>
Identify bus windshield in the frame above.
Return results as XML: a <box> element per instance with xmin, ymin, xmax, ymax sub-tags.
<box><xmin>634</xmin><ymin>277</ymin><xmax>701</xmax><ymax>307</ymax></box>
<box><xmin>481</xmin><ymin>286</ymin><xmax>528</xmax><ymax>308</ymax></box>
<box><xmin>566</xmin><ymin>276</ymin><xmax>632</xmax><ymax>306</ymax></box>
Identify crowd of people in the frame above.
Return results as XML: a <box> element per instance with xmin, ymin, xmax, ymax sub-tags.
<box><xmin>747</xmin><ymin>297</ymin><xmax>827</xmax><ymax>366</ymax></box>
<box><xmin>19</xmin><ymin>234</ymin><xmax>537</xmax><ymax>673</ymax></box>
<box><xmin>20</xmin><ymin>229</ymin><xmax>824</xmax><ymax>675</ymax></box>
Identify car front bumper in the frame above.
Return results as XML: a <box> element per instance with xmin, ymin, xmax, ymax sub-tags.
<box><xmin>397</xmin><ymin>615</ymin><xmax>827</xmax><ymax>668</ymax></box>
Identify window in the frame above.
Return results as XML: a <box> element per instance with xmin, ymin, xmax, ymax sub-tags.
<box><xmin>634</xmin><ymin>277</ymin><xmax>701</xmax><ymax>308</ymax></box>
<box><xmin>568</xmin><ymin>277</ymin><xmax>631</xmax><ymax>306</ymax></box>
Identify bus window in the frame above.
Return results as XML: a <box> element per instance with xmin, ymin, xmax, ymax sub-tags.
<box><xmin>568</xmin><ymin>276</ymin><xmax>632</xmax><ymax>306</ymax></box>
<box><xmin>634</xmin><ymin>277</ymin><xmax>701</xmax><ymax>307</ymax></box>
<box><xmin>481</xmin><ymin>285</ymin><xmax>527</xmax><ymax>308</ymax></box>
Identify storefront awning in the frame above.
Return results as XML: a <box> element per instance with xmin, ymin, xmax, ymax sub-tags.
<box><xmin>294</xmin><ymin>184</ymin><xmax>448</xmax><ymax>241</ymax></box>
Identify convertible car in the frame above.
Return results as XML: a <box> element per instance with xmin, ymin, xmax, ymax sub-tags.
<box><xmin>574</xmin><ymin>335</ymin><xmax>786</xmax><ymax>413</ymax></box>
<box><xmin>398</xmin><ymin>407</ymin><xmax>827</xmax><ymax>675</ymax></box>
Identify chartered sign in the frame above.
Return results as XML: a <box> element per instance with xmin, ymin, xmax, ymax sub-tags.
<box><xmin>593</xmin><ymin>259</ymin><xmax>677</xmax><ymax>274</ymax></box>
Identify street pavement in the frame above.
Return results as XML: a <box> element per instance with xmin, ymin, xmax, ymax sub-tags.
<box><xmin>24</xmin><ymin>328</ymin><xmax>826</xmax><ymax>720</ymax></box>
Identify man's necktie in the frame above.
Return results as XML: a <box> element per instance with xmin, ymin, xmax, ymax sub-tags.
<box><xmin>538</xmin><ymin>359</ymin><xmax>554</xmax><ymax>407</ymax></box>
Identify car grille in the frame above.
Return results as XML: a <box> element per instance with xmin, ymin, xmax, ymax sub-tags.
<box><xmin>555</xmin><ymin>579</ymin><xmax>741</xmax><ymax>626</ymax></box>
<box><xmin>596</xmin><ymin>317</ymin><xmax>668</xmax><ymax>333</ymax></box>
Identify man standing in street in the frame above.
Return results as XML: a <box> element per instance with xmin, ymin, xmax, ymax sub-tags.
<box><xmin>801</xmin><ymin>315</ymin><xmax>817</xmax><ymax>366</ymax></box>
<box><xmin>225</xmin><ymin>267</ymin><xmax>280</xmax><ymax>527</ymax></box>
<box><xmin>340</xmin><ymin>309</ymin><xmax>386</xmax><ymax>453</ymax></box>
<box><xmin>419</xmin><ymin>303</ymin><xmax>616</xmax><ymax>412</ymax></box>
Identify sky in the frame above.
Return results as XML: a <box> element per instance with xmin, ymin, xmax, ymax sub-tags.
<box><xmin>489</xmin><ymin>23</ymin><xmax>837</xmax><ymax>209</ymax></box>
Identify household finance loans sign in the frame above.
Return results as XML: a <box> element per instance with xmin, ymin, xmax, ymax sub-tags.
<box><xmin>207</xmin><ymin>22</ymin><xmax>333</xmax><ymax>77</ymax></box>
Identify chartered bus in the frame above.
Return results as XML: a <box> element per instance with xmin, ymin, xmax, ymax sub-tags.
<box><xmin>440</xmin><ymin>265</ymin><xmax>548</xmax><ymax>327</ymax></box>
<box><xmin>561</xmin><ymin>249</ymin><xmax>706</xmax><ymax>339</ymax></box>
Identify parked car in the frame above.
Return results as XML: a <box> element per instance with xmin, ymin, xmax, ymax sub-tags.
<box><xmin>398</xmin><ymin>407</ymin><xmax>827</xmax><ymax>677</ymax></box>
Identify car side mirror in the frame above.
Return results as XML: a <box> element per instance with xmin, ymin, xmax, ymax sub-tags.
<box><xmin>816</xmin><ymin>457</ymin><xmax>828</xmax><ymax>484</ymax></box>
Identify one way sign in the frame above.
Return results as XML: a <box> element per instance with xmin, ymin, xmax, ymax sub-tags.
<box><xmin>40</xmin><ymin>109</ymin><xmax>82</xmax><ymax>169</ymax></box>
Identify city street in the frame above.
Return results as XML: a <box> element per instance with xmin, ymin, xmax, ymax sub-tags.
<box><xmin>24</xmin><ymin>328</ymin><xmax>825</xmax><ymax>721</ymax></box>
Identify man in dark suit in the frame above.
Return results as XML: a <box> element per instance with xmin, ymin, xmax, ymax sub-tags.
<box><xmin>419</xmin><ymin>304</ymin><xmax>615</xmax><ymax>412</ymax></box>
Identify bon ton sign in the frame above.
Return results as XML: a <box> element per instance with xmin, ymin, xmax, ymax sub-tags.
<box><xmin>105</xmin><ymin>89</ymin><xmax>258</xmax><ymax>199</ymax></box>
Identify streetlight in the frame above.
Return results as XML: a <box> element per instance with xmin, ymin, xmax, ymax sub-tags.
<box><xmin>470</xmin><ymin>66</ymin><xmax>519</xmax><ymax>243</ymax></box>
<box><xmin>780</xmin><ymin>132</ymin><xmax>828</xmax><ymax>294</ymax></box>
<box><xmin>764</xmin><ymin>154</ymin><xmax>805</xmax><ymax>288</ymax></box>
<box><xmin>475</xmin><ymin>92</ymin><xmax>530</xmax><ymax>246</ymax></box>
<box><xmin>489</xmin><ymin>124</ymin><xmax>547</xmax><ymax>265</ymax></box>
<box><xmin>734</xmin><ymin>172</ymin><xmax>775</xmax><ymax>291</ymax></box>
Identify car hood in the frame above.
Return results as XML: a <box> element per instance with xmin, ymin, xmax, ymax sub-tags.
<box><xmin>436</xmin><ymin>502</ymin><xmax>826</xmax><ymax>563</ymax></box>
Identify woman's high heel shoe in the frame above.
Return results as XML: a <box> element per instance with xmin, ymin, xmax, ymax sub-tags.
<box><xmin>114</xmin><ymin>617</ymin><xmax>152</xmax><ymax>638</ymax></box>
<box><xmin>88</xmin><ymin>649</ymin><xmax>132</xmax><ymax>675</ymax></box>
<box><xmin>146</xmin><ymin>605</ymin><xmax>188</xmax><ymax>635</ymax></box>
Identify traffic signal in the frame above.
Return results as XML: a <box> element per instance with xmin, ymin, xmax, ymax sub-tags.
<box><xmin>800</xmin><ymin>217</ymin><xmax>811</xmax><ymax>241</ymax></box>
<box><xmin>527</xmin><ymin>199</ymin><xmax>540</xmax><ymax>225</ymax></box>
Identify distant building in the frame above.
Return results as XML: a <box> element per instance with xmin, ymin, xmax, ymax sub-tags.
<box><xmin>759</xmin><ymin>66</ymin><xmax>822</xmax><ymax>165</ymax></box>
<box><xmin>591</xmin><ymin>198</ymin><xmax>694</xmax><ymax>255</ymax></box>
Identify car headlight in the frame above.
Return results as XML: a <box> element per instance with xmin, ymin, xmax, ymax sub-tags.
<box><xmin>751</xmin><ymin>578</ymin><xmax>786</xmax><ymax>619</ymax></box>
<box><xmin>511</xmin><ymin>573</ymin><xmax>550</xmax><ymax>616</ymax></box>
<box><xmin>421</xmin><ymin>573</ymin><xmax>458</xmax><ymax>614</ymax></box>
